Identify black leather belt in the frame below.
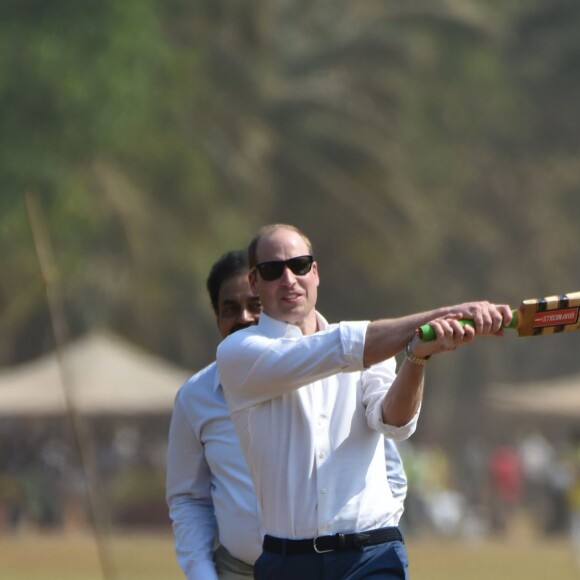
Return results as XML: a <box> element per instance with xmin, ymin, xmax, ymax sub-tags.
<box><xmin>263</xmin><ymin>526</ymin><xmax>403</xmax><ymax>555</ymax></box>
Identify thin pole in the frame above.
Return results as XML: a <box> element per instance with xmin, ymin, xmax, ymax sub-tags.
<box><xmin>24</xmin><ymin>193</ymin><xmax>117</xmax><ymax>580</ymax></box>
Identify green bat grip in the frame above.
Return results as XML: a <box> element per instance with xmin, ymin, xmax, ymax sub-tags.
<box><xmin>418</xmin><ymin>310</ymin><xmax>518</xmax><ymax>341</ymax></box>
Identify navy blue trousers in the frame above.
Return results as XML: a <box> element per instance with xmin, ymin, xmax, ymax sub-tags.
<box><xmin>254</xmin><ymin>540</ymin><xmax>409</xmax><ymax>580</ymax></box>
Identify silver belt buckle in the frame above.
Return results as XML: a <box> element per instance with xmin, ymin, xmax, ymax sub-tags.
<box><xmin>313</xmin><ymin>536</ymin><xmax>333</xmax><ymax>554</ymax></box>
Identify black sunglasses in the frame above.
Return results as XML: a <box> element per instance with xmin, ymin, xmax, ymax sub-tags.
<box><xmin>253</xmin><ymin>255</ymin><xmax>314</xmax><ymax>281</ymax></box>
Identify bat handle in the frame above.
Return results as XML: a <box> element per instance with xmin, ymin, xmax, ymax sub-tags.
<box><xmin>418</xmin><ymin>310</ymin><xmax>519</xmax><ymax>341</ymax></box>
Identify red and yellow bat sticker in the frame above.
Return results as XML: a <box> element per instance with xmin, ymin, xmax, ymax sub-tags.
<box><xmin>533</xmin><ymin>308</ymin><xmax>579</xmax><ymax>328</ymax></box>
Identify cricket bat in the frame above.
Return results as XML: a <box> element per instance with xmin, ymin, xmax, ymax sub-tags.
<box><xmin>418</xmin><ymin>291</ymin><xmax>580</xmax><ymax>341</ymax></box>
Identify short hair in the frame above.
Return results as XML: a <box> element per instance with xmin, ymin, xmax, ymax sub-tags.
<box><xmin>248</xmin><ymin>224</ymin><xmax>314</xmax><ymax>269</ymax></box>
<box><xmin>206</xmin><ymin>250</ymin><xmax>248</xmax><ymax>314</ymax></box>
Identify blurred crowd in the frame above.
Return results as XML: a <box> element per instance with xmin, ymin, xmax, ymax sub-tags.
<box><xmin>0</xmin><ymin>417</ymin><xmax>168</xmax><ymax>531</ymax></box>
<box><xmin>398</xmin><ymin>430</ymin><xmax>580</xmax><ymax>557</ymax></box>
<box><xmin>1</xmin><ymin>419</ymin><xmax>579</xmax><ymax>562</ymax></box>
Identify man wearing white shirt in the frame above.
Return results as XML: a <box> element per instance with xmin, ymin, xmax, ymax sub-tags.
<box><xmin>166</xmin><ymin>249</ymin><xmax>409</xmax><ymax>579</ymax></box>
<box><xmin>166</xmin><ymin>250</ymin><xmax>262</xmax><ymax>579</ymax></box>
<box><xmin>216</xmin><ymin>224</ymin><xmax>512</xmax><ymax>579</ymax></box>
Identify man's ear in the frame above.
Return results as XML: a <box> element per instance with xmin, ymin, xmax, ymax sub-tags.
<box><xmin>249</xmin><ymin>270</ymin><xmax>258</xmax><ymax>294</ymax></box>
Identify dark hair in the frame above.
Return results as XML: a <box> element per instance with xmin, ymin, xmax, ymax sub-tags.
<box><xmin>248</xmin><ymin>224</ymin><xmax>313</xmax><ymax>269</ymax></box>
<box><xmin>206</xmin><ymin>250</ymin><xmax>248</xmax><ymax>314</ymax></box>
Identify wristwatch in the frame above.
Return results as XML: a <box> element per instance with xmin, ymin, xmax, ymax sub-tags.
<box><xmin>405</xmin><ymin>339</ymin><xmax>431</xmax><ymax>366</ymax></box>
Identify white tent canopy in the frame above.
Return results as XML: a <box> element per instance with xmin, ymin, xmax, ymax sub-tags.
<box><xmin>488</xmin><ymin>372</ymin><xmax>580</xmax><ymax>419</ymax></box>
<box><xmin>0</xmin><ymin>331</ymin><xmax>192</xmax><ymax>416</ymax></box>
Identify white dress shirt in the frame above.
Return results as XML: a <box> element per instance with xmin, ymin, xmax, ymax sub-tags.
<box><xmin>216</xmin><ymin>311</ymin><xmax>418</xmax><ymax>539</ymax></box>
<box><xmin>166</xmin><ymin>362</ymin><xmax>262</xmax><ymax>579</ymax></box>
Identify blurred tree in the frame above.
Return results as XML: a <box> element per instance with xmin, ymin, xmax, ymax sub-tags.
<box><xmin>181</xmin><ymin>0</ymin><xmax>501</xmax><ymax>319</ymax></box>
<box><xmin>0</xmin><ymin>0</ymin><xmax>169</xmax><ymax>362</ymax></box>
<box><xmin>0</xmin><ymin>0</ymin><xmax>579</xmax><ymax>450</ymax></box>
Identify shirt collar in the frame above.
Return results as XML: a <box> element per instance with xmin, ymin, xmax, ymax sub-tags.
<box><xmin>258</xmin><ymin>311</ymin><xmax>329</xmax><ymax>337</ymax></box>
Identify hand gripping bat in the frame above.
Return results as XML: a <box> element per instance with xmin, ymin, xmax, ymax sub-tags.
<box><xmin>418</xmin><ymin>291</ymin><xmax>580</xmax><ymax>341</ymax></box>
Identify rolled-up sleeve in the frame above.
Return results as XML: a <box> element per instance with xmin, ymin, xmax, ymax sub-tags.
<box><xmin>361</xmin><ymin>358</ymin><xmax>420</xmax><ymax>441</ymax></box>
<box><xmin>338</xmin><ymin>321</ymin><xmax>368</xmax><ymax>366</ymax></box>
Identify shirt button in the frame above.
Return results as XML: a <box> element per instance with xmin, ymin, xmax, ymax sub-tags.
<box><xmin>318</xmin><ymin>452</ymin><xmax>324</xmax><ymax>458</ymax></box>
<box><xmin>321</xmin><ymin>488</ymin><xmax>327</xmax><ymax>494</ymax></box>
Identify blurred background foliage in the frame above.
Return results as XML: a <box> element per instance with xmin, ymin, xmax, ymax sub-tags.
<box><xmin>1</xmin><ymin>0</ymin><xmax>580</xmax><ymax>446</ymax></box>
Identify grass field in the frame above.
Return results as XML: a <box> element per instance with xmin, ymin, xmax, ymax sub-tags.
<box><xmin>0</xmin><ymin>531</ymin><xmax>578</xmax><ymax>579</ymax></box>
